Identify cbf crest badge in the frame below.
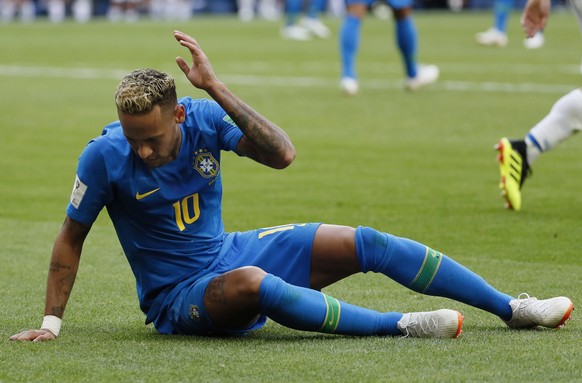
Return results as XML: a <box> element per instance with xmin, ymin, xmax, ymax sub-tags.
<box><xmin>193</xmin><ymin>149</ymin><xmax>219</xmax><ymax>178</ymax></box>
<box><xmin>189</xmin><ymin>305</ymin><xmax>200</xmax><ymax>321</ymax></box>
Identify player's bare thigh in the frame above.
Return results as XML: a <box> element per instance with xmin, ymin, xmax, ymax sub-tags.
<box><xmin>310</xmin><ymin>224</ymin><xmax>360</xmax><ymax>290</ymax></box>
<box><xmin>203</xmin><ymin>225</ymin><xmax>360</xmax><ymax>328</ymax></box>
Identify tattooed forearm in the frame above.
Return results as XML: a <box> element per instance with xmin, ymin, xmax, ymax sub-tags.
<box><xmin>207</xmin><ymin>83</ymin><xmax>295</xmax><ymax>168</ymax></box>
<box><xmin>49</xmin><ymin>306</ymin><xmax>65</xmax><ymax>317</ymax></box>
<box><xmin>43</xmin><ymin>216</ymin><xmax>87</xmax><ymax>322</ymax></box>
<box><xmin>58</xmin><ymin>273</ymin><xmax>77</xmax><ymax>297</ymax></box>
<box><xmin>45</xmin><ymin>270</ymin><xmax>76</xmax><ymax>318</ymax></box>
<box><xmin>50</xmin><ymin>262</ymin><xmax>72</xmax><ymax>272</ymax></box>
<box><xmin>231</xmin><ymin>100</ymin><xmax>291</xmax><ymax>150</ymax></box>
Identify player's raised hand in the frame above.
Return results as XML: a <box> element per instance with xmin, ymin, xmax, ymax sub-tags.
<box><xmin>521</xmin><ymin>0</ymin><xmax>550</xmax><ymax>38</ymax></box>
<box><xmin>174</xmin><ymin>30</ymin><xmax>220</xmax><ymax>91</ymax></box>
<box><xmin>9</xmin><ymin>329</ymin><xmax>56</xmax><ymax>342</ymax></box>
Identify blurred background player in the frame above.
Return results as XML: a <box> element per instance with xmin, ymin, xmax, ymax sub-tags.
<box><xmin>281</xmin><ymin>0</ymin><xmax>331</xmax><ymax>40</ymax></box>
<box><xmin>475</xmin><ymin>0</ymin><xmax>544</xmax><ymax>49</ymax></box>
<box><xmin>339</xmin><ymin>0</ymin><xmax>439</xmax><ymax>95</ymax></box>
<box><xmin>150</xmin><ymin>0</ymin><xmax>192</xmax><ymax>21</ymax></box>
<box><xmin>0</xmin><ymin>0</ymin><xmax>35</xmax><ymax>22</ymax></box>
<box><xmin>237</xmin><ymin>0</ymin><xmax>281</xmax><ymax>22</ymax></box>
<box><xmin>108</xmin><ymin>0</ymin><xmax>143</xmax><ymax>22</ymax></box>
<box><xmin>495</xmin><ymin>0</ymin><xmax>582</xmax><ymax>211</ymax></box>
<box><xmin>46</xmin><ymin>0</ymin><xmax>92</xmax><ymax>23</ymax></box>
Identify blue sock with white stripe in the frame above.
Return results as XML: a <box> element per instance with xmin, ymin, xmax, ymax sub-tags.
<box><xmin>355</xmin><ymin>227</ymin><xmax>514</xmax><ymax>320</ymax></box>
<box><xmin>258</xmin><ymin>274</ymin><xmax>402</xmax><ymax>335</ymax></box>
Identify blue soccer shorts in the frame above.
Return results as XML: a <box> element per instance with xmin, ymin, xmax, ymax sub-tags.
<box><xmin>160</xmin><ymin>223</ymin><xmax>322</xmax><ymax>336</ymax></box>
<box><xmin>346</xmin><ymin>0</ymin><xmax>413</xmax><ymax>10</ymax></box>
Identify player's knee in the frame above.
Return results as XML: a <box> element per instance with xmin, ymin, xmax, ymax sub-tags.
<box><xmin>204</xmin><ymin>267</ymin><xmax>267</xmax><ymax>330</ymax></box>
<box><xmin>355</xmin><ymin>226</ymin><xmax>394</xmax><ymax>272</ymax></box>
<box><xmin>224</xmin><ymin>266</ymin><xmax>267</xmax><ymax>299</ymax></box>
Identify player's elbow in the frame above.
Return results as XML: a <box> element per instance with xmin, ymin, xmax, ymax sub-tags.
<box><xmin>274</xmin><ymin>145</ymin><xmax>296</xmax><ymax>169</ymax></box>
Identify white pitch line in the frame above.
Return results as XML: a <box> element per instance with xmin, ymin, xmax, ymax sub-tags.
<box><xmin>439</xmin><ymin>80</ymin><xmax>579</xmax><ymax>94</ymax></box>
<box><xmin>220</xmin><ymin>61</ymin><xmax>582</xmax><ymax>75</ymax></box>
<box><xmin>0</xmin><ymin>65</ymin><xmax>128</xmax><ymax>80</ymax></box>
<box><xmin>0</xmin><ymin>65</ymin><xmax>579</xmax><ymax>94</ymax></box>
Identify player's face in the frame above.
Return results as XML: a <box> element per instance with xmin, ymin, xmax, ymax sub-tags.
<box><xmin>119</xmin><ymin>104</ymin><xmax>185</xmax><ymax>168</ymax></box>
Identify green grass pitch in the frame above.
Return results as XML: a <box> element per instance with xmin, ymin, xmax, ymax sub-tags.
<box><xmin>1</xmin><ymin>10</ymin><xmax>581</xmax><ymax>382</ymax></box>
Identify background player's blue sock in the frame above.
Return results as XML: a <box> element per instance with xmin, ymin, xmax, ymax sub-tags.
<box><xmin>355</xmin><ymin>227</ymin><xmax>514</xmax><ymax>321</ymax></box>
<box><xmin>258</xmin><ymin>274</ymin><xmax>403</xmax><ymax>335</ymax></box>
<box><xmin>340</xmin><ymin>14</ymin><xmax>361</xmax><ymax>79</ymax></box>
<box><xmin>493</xmin><ymin>0</ymin><xmax>512</xmax><ymax>32</ymax></box>
<box><xmin>308</xmin><ymin>0</ymin><xmax>325</xmax><ymax>19</ymax></box>
<box><xmin>285</xmin><ymin>0</ymin><xmax>301</xmax><ymax>25</ymax></box>
<box><xmin>394</xmin><ymin>16</ymin><xmax>417</xmax><ymax>78</ymax></box>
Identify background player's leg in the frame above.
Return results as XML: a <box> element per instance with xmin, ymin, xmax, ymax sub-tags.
<box><xmin>525</xmin><ymin>88</ymin><xmax>582</xmax><ymax>165</ymax></box>
<box><xmin>392</xmin><ymin>7</ymin><xmax>417</xmax><ymax>78</ymax></box>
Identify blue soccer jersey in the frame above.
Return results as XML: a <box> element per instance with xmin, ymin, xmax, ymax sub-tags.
<box><xmin>66</xmin><ymin>97</ymin><xmax>243</xmax><ymax>317</ymax></box>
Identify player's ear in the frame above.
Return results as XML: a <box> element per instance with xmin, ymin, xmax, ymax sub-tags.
<box><xmin>175</xmin><ymin>104</ymin><xmax>186</xmax><ymax>123</ymax></box>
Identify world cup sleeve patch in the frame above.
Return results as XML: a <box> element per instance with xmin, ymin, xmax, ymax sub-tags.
<box><xmin>222</xmin><ymin>114</ymin><xmax>238</xmax><ymax>127</ymax></box>
<box><xmin>70</xmin><ymin>174</ymin><xmax>88</xmax><ymax>209</ymax></box>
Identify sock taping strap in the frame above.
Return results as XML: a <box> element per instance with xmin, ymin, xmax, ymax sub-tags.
<box><xmin>409</xmin><ymin>247</ymin><xmax>443</xmax><ymax>292</ymax></box>
<box><xmin>318</xmin><ymin>293</ymin><xmax>341</xmax><ymax>333</ymax></box>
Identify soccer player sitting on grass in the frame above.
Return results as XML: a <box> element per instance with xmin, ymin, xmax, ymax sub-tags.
<box><xmin>10</xmin><ymin>30</ymin><xmax>573</xmax><ymax>342</ymax></box>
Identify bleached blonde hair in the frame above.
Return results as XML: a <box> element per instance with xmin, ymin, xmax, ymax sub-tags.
<box><xmin>115</xmin><ymin>68</ymin><xmax>177</xmax><ymax>114</ymax></box>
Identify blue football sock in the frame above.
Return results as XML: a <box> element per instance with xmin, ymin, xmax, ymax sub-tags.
<box><xmin>355</xmin><ymin>226</ymin><xmax>514</xmax><ymax>320</ymax></box>
<box><xmin>308</xmin><ymin>0</ymin><xmax>326</xmax><ymax>18</ymax></box>
<box><xmin>340</xmin><ymin>14</ymin><xmax>361</xmax><ymax>79</ymax></box>
<box><xmin>395</xmin><ymin>16</ymin><xmax>417</xmax><ymax>78</ymax></box>
<box><xmin>285</xmin><ymin>0</ymin><xmax>301</xmax><ymax>25</ymax></box>
<box><xmin>258</xmin><ymin>274</ymin><xmax>403</xmax><ymax>335</ymax></box>
<box><xmin>493</xmin><ymin>0</ymin><xmax>512</xmax><ymax>32</ymax></box>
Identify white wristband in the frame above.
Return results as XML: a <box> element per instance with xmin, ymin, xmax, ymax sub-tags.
<box><xmin>41</xmin><ymin>315</ymin><xmax>62</xmax><ymax>337</ymax></box>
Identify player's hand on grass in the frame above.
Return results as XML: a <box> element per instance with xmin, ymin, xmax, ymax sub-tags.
<box><xmin>174</xmin><ymin>30</ymin><xmax>221</xmax><ymax>92</ymax></box>
<box><xmin>9</xmin><ymin>329</ymin><xmax>56</xmax><ymax>342</ymax></box>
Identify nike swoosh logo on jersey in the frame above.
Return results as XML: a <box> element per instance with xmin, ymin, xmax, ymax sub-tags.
<box><xmin>135</xmin><ymin>188</ymin><xmax>160</xmax><ymax>200</ymax></box>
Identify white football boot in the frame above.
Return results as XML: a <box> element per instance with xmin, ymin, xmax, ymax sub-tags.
<box><xmin>504</xmin><ymin>293</ymin><xmax>574</xmax><ymax>329</ymax></box>
<box><xmin>475</xmin><ymin>28</ymin><xmax>508</xmax><ymax>47</ymax></box>
<box><xmin>397</xmin><ymin>309</ymin><xmax>464</xmax><ymax>338</ymax></box>
<box><xmin>404</xmin><ymin>65</ymin><xmax>439</xmax><ymax>91</ymax></box>
<box><xmin>281</xmin><ymin>25</ymin><xmax>311</xmax><ymax>41</ymax></box>
<box><xmin>301</xmin><ymin>17</ymin><xmax>331</xmax><ymax>39</ymax></box>
<box><xmin>523</xmin><ymin>31</ymin><xmax>545</xmax><ymax>49</ymax></box>
<box><xmin>339</xmin><ymin>77</ymin><xmax>359</xmax><ymax>96</ymax></box>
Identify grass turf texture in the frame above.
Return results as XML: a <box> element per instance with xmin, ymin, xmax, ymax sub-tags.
<box><xmin>1</xmin><ymin>11</ymin><xmax>582</xmax><ymax>382</ymax></box>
